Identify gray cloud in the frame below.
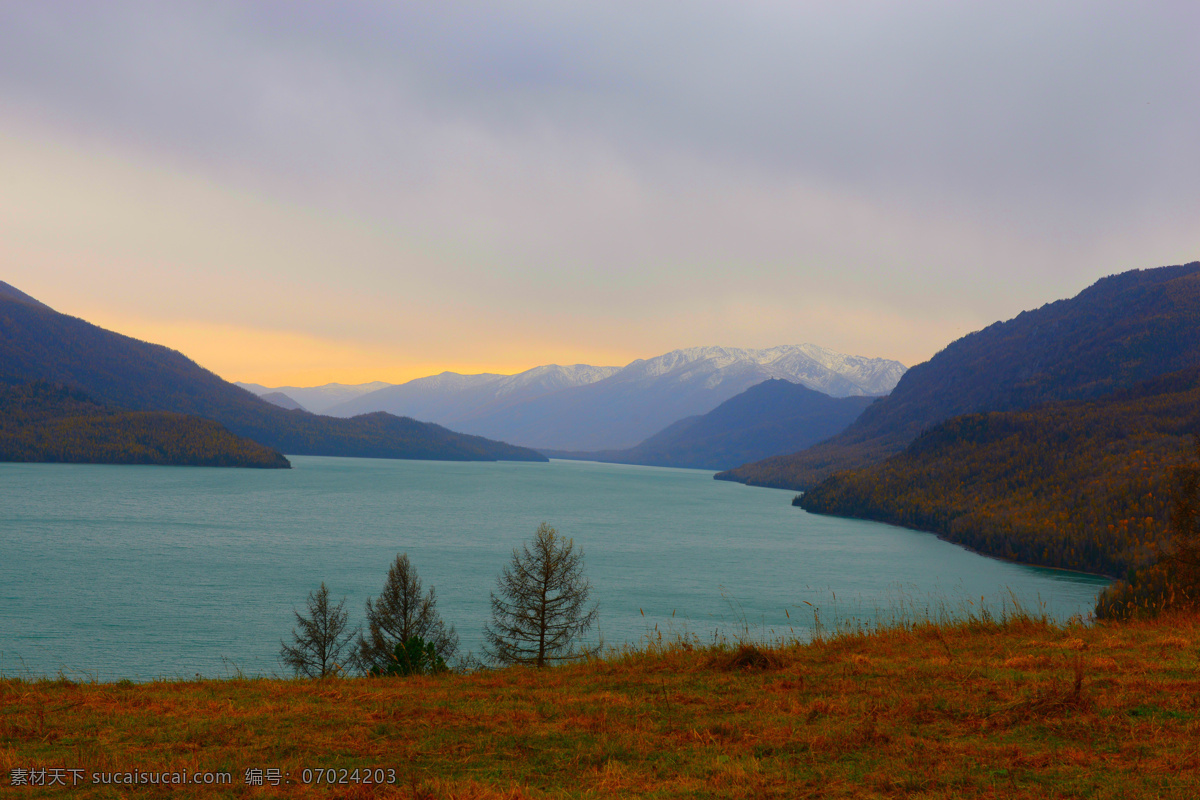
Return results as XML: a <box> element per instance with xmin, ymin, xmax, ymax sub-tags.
<box><xmin>1</xmin><ymin>1</ymin><xmax>1197</xmax><ymax>367</ymax></box>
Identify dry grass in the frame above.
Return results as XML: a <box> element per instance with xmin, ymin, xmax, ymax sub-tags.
<box><xmin>3</xmin><ymin>611</ymin><xmax>1199</xmax><ymax>798</ymax></box>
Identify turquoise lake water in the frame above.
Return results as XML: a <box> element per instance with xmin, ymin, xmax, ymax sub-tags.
<box><xmin>0</xmin><ymin>456</ymin><xmax>1109</xmax><ymax>681</ymax></box>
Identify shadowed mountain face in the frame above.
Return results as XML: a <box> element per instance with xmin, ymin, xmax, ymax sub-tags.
<box><xmin>236</xmin><ymin>381</ymin><xmax>391</xmax><ymax>414</ymax></box>
<box><xmin>718</xmin><ymin>261</ymin><xmax>1200</xmax><ymax>490</ymax></box>
<box><xmin>326</xmin><ymin>345</ymin><xmax>905</xmax><ymax>451</ymax></box>
<box><xmin>0</xmin><ymin>287</ymin><xmax>546</xmax><ymax>462</ymax></box>
<box><xmin>547</xmin><ymin>379</ymin><xmax>877</xmax><ymax>471</ymax></box>
<box><xmin>260</xmin><ymin>391</ymin><xmax>306</xmax><ymax>411</ymax></box>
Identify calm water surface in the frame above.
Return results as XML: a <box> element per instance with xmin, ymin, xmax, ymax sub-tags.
<box><xmin>0</xmin><ymin>457</ymin><xmax>1108</xmax><ymax>680</ymax></box>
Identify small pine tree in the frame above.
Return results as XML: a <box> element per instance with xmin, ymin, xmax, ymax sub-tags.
<box><xmin>356</xmin><ymin>554</ymin><xmax>458</xmax><ymax>675</ymax></box>
<box><xmin>279</xmin><ymin>582</ymin><xmax>356</xmax><ymax>678</ymax></box>
<box><xmin>484</xmin><ymin>523</ymin><xmax>600</xmax><ymax>667</ymax></box>
<box><xmin>369</xmin><ymin>636</ymin><xmax>448</xmax><ymax>677</ymax></box>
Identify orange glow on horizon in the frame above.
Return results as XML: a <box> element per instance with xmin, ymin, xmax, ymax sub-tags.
<box><xmin>77</xmin><ymin>312</ymin><xmax>639</xmax><ymax>387</ymax></box>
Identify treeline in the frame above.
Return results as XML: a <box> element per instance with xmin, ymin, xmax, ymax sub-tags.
<box><xmin>797</xmin><ymin>368</ymin><xmax>1200</xmax><ymax>578</ymax></box>
<box><xmin>0</xmin><ymin>381</ymin><xmax>290</xmax><ymax>468</ymax></box>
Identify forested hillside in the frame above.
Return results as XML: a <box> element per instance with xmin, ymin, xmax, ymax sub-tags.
<box><xmin>719</xmin><ymin>262</ymin><xmax>1200</xmax><ymax>490</ymax></box>
<box><xmin>0</xmin><ymin>287</ymin><xmax>546</xmax><ymax>462</ymax></box>
<box><xmin>0</xmin><ymin>381</ymin><xmax>290</xmax><ymax>468</ymax></box>
<box><xmin>797</xmin><ymin>367</ymin><xmax>1200</xmax><ymax>577</ymax></box>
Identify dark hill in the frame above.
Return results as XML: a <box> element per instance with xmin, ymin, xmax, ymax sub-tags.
<box><xmin>547</xmin><ymin>379</ymin><xmax>875</xmax><ymax>471</ymax></box>
<box><xmin>0</xmin><ymin>381</ymin><xmax>290</xmax><ymax>468</ymax></box>
<box><xmin>718</xmin><ymin>261</ymin><xmax>1200</xmax><ymax>490</ymax></box>
<box><xmin>0</xmin><ymin>288</ymin><xmax>545</xmax><ymax>462</ymax></box>
<box><xmin>796</xmin><ymin>366</ymin><xmax>1200</xmax><ymax>578</ymax></box>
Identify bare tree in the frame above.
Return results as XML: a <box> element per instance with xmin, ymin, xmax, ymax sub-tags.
<box><xmin>484</xmin><ymin>523</ymin><xmax>600</xmax><ymax>667</ymax></box>
<box><xmin>279</xmin><ymin>582</ymin><xmax>356</xmax><ymax>678</ymax></box>
<box><xmin>356</xmin><ymin>553</ymin><xmax>458</xmax><ymax>674</ymax></box>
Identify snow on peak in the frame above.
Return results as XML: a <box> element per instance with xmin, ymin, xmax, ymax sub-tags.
<box><xmin>616</xmin><ymin>345</ymin><xmax>905</xmax><ymax>396</ymax></box>
<box><xmin>492</xmin><ymin>364</ymin><xmax>622</xmax><ymax>397</ymax></box>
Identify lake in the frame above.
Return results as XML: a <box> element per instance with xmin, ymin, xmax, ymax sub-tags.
<box><xmin>0</xmin><ymin>457</ymin><xmax>1109</xmax><ymax>681</ymax></box>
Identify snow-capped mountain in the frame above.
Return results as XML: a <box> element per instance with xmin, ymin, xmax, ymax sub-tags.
<box><xmin>317</xmin><ymin>345</ymin><xmax>904</xmax><ymax>451</ymax></box>
<box><xmin>493</xmin><ymin>364</ymin><xmax>622</xmax><ymax>397</ymax></box>
<box><xmin>454</xmin><ymin>346</ymin><xmax>904</xmax><ymax>450</ymax></box>
<box><xmin>614</xmin><ymin>345</ymin><xmax>903</xmax><ymax>396</ymax></box>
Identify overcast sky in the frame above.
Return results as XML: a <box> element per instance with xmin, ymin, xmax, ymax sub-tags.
<box><xmin>2</xmin><ymin>1</ymin><xmax>1196</xmax><ymax>384</ymax></box>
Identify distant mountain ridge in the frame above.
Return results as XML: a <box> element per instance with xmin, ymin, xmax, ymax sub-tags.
<box><xmin>235</xmin><ymin>381</ymin><xmax>391</xmax><ymax>414</ymax></box>
<box><xmin>261</xmin><ymin>391</ymin><xmax>305</xmax><ymax>411</ymax></box>
<box><xmin>546</xmin><ymin>378</ymin><xmax>877</xmax><ymax>471</ymax></box>
<box><xmin>0</xmin><ymin>286</ymin><xmax>546</xmax><ymax>463</ymax></box>
<box><xmin>718</xmin><ymin>261</ymin><xmax>1200</xmax><ymax>490</ymax></box>
<box><xmin>613</xmin><ymin>345</ymin><xmax>903</xmax><ymax>396</ymax></box>
<box><xmin>318</xmin><ymin>345</ymin><xmax>905</xmax><ymax>451</ymax></box>
<box><xmin>324</xmin><ymin>364</ymin><xmax>623</xmax><ymax>425</ymax></box>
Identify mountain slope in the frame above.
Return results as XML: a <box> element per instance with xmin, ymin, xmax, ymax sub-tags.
<box><xmin>796</xmin><ymin>366</ymin><xmax>1200</xmax><ymax>577</ymax></box>
<box><xmin>0</xmin><ymin>381</ymin><xmax>291</xmax><ymax>468</ymax></box>
<box><xmin>0</xmin><ymin>280</ymin><xmax>51</xmax><ymax>310</ymax></box>
<box><xmin>0</xmin><ymin>288</ymin><xmax>545</xmax><ymax>462</ymax></box>
<box><xmin>718</xmin><ymin>261</ymin><xmax>1200</xmax><ymax>490</ymax></box>
<box><xmin>550</xmin><ymin>379</ymin><xmax>876</xmax><ymax>471</ymax></box>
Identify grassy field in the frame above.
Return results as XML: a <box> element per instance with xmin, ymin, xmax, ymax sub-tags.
<box><xmin>3</xmin><ymin>611</ymin><xmax>1199</xmax><ymax>798</ymax></box>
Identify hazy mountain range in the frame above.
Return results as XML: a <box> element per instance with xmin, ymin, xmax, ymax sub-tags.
<box><xmin>324</xmin><ymin>364</ymin><xmax>623</xmax><ymax>425</ymax></box>
<box><xmin>234</xmin><ymin>381</ymin><xmax>392</xmax><ymax>414</ymax></box>
<box><xmin>246</xmin><ymin>345</ymin><xmax>906</xmax><ymax>451</ymax></box>
<box><xmin>3</xmin><ymin>277</ymin><xmax>903</xmax><ymax>468</ymax></box>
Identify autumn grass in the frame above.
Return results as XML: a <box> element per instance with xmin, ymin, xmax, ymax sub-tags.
<box><xmin>3</xmin><ymin>610</ymin><xmax>1200</xmax><ymax>798</ymax></box>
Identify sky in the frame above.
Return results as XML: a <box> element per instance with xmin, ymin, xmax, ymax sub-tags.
<box><xmin>1</xmin><ymin>1</ymin><xmax>1197</xmax><ymax>386</ymax></box>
